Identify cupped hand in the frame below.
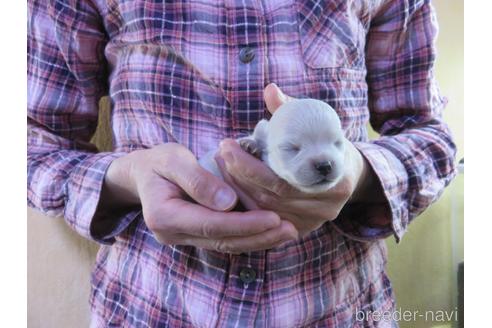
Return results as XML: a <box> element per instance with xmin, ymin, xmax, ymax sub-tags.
<box><xmin>100</xmin><ymin>142</ymin><xmax>298</xmax><ymax>253</ymax></box>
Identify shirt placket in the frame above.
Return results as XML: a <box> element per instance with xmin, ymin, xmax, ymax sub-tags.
<box><xmin>216</xmin><ymin>251</ymin><xmax>266</xmax><ymax>327</ymax></box>
<box><xmin>217</xmin><ymin>2</ymin><xmax>268</xmax><ymax>326</ymax></box>
<box><xmin>225</xmin><ymin>0</ymin><xmax>267</xmax><ymax>138</ymax></box>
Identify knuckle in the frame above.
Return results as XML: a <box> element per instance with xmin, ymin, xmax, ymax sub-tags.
<box><xmin>337</xmin><ymin>179</ymin><xmax>353</xmax><ymax>198</ymax></box>
<box><xmin>200</xmin><ymin>220</ymin><xmax>219</xmax><ymax>238</ymax></box>
<box><xmin>160</xmin><ymin>209</ymin><xmax>179</xmax><ymax>233</ymax></box>
<box><xmin>333</xmin><ymin>207</ymin><xmax>343</xmax><ymax>218</ymax></box>
<box><xmin>154</xmin><ymin>143</ymin><xmax>176</xmax><ymax>161</ymax></box>
<box><xmin>254</xmin><ymin>194</ymin><xmax>268</xmax><ymax>208</ymax></box>
<box><xmin>187</xmin><ymin>174</ymin><xmax>209</xmax><ymax>198</ymax></box>
<box><xmin>212</xmin><ymin>240</ymin><xmax>230</xmax><ymax>253</ymax></box>
<box><xmin>327</xmin><ymin>208</ymin><xmax>341</xmax><ymax>220</ymax></box>
<box><xmin>312</xmin><ymin>206</ymin><xmax>331</xmax><ymax>219</ymax></box>
<box><xmin>156</xmin><ymin>142</ymin><xmax>179</xmax><ymax>153</ymax></box>
<box><xmin>261</xmin><ymin>235</ymin><xmax>282</xmax><ymax>250</ymax></box>
<box><xmin>255</xmin><ymin>192</ymin><xmax>275</xmax><ymax>209</ymax></box>
<box><xmin>157</xmin><ymin>143</ymin><xmax>192</xmax><ymax>174</ymax></box>
<box><xmin>272</xmin><ymin>181</ymin><xmax>291</xmax><ymax>196</ymax></box>
<box><xmin>260</xmin><ymin>233</ymin><xmax>277</xmax><ymax>247</ymax></box>
<box><xmin>225</xmin><ymin>246</ymin><xmax>243</xmax><ymax>254</ymax></box>
<box><xmin>143</xmin><ymin>209</ymin><xmax>160</xmax><ymax>232</ymax></box>
<box><xmin>153</xmin><ymin>143</ymin><xmax>169</xmax><ymax>154</ymax></box>
<box><xmin>154</xmin><ymin>234</ymin><xmax>173</xmax><ymax>245</ymax></box>
<box><xmin>159</xmin><ymin>154</ymin><xmax>172</xmax><ymax>172</ymax></box>
<box><xmin>144</xmin><ymin>205</ymin><xmax>175</xmax><ymax>233</ymax></box>
<box><xmin>240</xmin><ymin>167</ymin><xmax>255</xmax><ymax>181</ymax></box>
<box><xmin>240</xmin><ymin>165</ymin><xmax>260</xmax><ymax>182</ymax></box>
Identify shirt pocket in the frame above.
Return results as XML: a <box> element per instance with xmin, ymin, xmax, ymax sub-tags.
<box><xmin>295</xmin><ymin>0</ymin><xmax>365</xmax><ymax>70</ymax></box>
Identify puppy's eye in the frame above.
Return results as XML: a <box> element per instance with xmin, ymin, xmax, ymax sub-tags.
<box><xmin>280</xmin><ymin>144</ymin><xmax>300</xmax><ymax>153</ymax></box>
<box><xmin>335</xmin><ymin>140</ymin><xmax>343</xmax><ymax>148</ymax></box>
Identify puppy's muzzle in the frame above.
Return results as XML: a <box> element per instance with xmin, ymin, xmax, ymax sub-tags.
<box><xmin>314</xmin><ymin>161</ymin><xmax>333</xmax><ymax>177</ymax></box>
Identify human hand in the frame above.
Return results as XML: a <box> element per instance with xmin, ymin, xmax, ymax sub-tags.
<box><xmin>100</xmin><ymin>143</ymin><xmax>298</xmax><ymax>252</ymax></box>
<box><xmin>216</xmin><ymin>84</ymin><xmax>371</xmax><ymax>237</ymax></box>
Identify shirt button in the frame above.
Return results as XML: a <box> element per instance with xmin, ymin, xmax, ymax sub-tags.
<box><xmin>239</xmin><ymin>267</ymin><xmax>256</xmax><ymax>284</ymax></box>
<box><xmin>239</xmin><ymin>47</ymin><xmax>255</xmax><ymax>64</ymax></box>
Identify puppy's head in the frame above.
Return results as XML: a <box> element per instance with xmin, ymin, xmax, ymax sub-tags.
<box><xmin>265</xmin><ymin>99</ymin><xmax>345</xmax><ymax>193</ymax></box>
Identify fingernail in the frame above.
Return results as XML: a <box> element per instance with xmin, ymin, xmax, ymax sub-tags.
<box><xmin>219</xmin><ymin>139</ymin><xmax>235</xmax><ymax>149</ymax></box>
<box><xmin>278</xmin><ymin>88</ymin><xmax>288</xmax><ymax>103</ymax></box>
<box><xmin>218</xmin><ymin>146</ymin><xmax>234</xmax><ymax>164</ymax></box>
<box><xmin>271</xmin><ymin>83</ymin><xmax>285</xmax><ymax>100</ymax></box>
<box><xmin>214</xmin><ymin>155</ymin><xmax>226</xmax><ymax>170</ymax></box>
<box><xmin>214</xmin><ymin>188</ymin><xmax>236</xmax><ymax>210</ymax></box>
<box><xmin>265</xmin><ymin>213</ymin><xmax>281</xmax><ymax>227</ymax></box>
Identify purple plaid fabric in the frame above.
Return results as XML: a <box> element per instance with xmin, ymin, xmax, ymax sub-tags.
<box><xmin>27</xmin><ymin>0</ymin><xmax>456</xmax><ymax>327</ymax></box>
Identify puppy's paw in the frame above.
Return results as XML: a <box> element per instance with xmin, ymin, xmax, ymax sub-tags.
<box><xmin>239</xmin><ymin>138</ymin><xmax>263</xmax><ymax>159</ymax></box>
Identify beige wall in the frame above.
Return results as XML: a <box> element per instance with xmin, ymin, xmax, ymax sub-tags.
<box><xmin>27</xmin><ymin>208</ymin><xmax>99</xmax><ymax>328</ymax></box>
<box><xmin>385</xmin><ymin>1</ymin><xmax>464</xmax><ymax>328</ymax></box>
<box><xmin>27</xmin><ymin>98</ymin><xmax>111</xmax><ymax>328</ymax></box>
<box><xmin>27</xmin><ymin>1</ymin><xmax>463</xmax><ymax>327</ymax></box>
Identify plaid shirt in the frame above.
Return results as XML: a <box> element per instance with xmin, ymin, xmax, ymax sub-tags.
<box><xmin>28</xmin><ymin>0</ymin><xmax>456</xmax><ymax>327</ymax></box>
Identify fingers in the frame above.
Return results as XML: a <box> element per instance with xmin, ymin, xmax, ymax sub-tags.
<box><xmin>214</xmin><ymin>155</ymin><xmax>262</xmax><ymax>211</ymax></box>
<box><xmin>218</xmin><ymin>139</ymin><xmax>298</xmax><ymax>197</ymax></box>
<box><xmin>138</xmin><ymin>143</ymin><xmax>301</xmax><ymax>253</ymax></box>
<box><xmin>146</xmin><ymin>198</ymin><xmax>283</xmax><ymax>239</ymax></box>
<box><xmin>178</xmin><ymin>220</ymin><xmax>298</xmax><ymax>254</ymax></box>
<box><xmin>264</xmin><ymin>83</ymin><xmax>294</xmax><ymax>114</ymax></box>
<box><xmin>156</xmin><ymin>144</ymin><xmax>238</xmax><ymax>211</ymax></box>
<box><xmin>220</xmin><ymin>166</ymin><xmax>334</xmax><ymax>218</ymax></box>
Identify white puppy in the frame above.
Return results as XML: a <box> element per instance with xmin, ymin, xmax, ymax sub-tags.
<box><xmin>199</xmin><ymin>99</ymin><xmax>345</xmax><ymax>193</ymax></box>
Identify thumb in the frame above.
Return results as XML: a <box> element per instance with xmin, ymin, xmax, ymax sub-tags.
<box><xmin>159</xmin><ymin>147</ymin><xmax>238</xmax><ymax>211</ymax></box>
<box><xmin>264</xmin><ymin>83</ymin><xmax>294</xmax><ymax>114</ymax></box>
<box><xmin>185</xmin><ymin>163</ymin><xmax>238</xmax><ymax>211</ymax></box>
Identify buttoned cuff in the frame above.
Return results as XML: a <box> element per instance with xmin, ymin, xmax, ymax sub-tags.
<box><xmin>64</xmin><ymin>152</ymin><xmax>140</xmax><ymax>244</ymax></box>
<box><xmin>331</xmin><ymin>141</ymin><xmax>409</xmax><ymax>243</ymax></box>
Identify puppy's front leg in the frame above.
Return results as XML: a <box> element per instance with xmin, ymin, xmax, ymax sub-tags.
<box><xmin>238</xmin><ymin>119</ymin><xmax>269</xmax><ymax>159</ymax></box>
<box><xmin>238</xmin><ymin>137</ymin><xmax>263</xmax><ymax>159</ymax></box>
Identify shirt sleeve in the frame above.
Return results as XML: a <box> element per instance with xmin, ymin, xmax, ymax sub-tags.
<box><xmin>27</xmin><ymin>0</ymin><xmax>140</xmax><ymax>244</ymax></box>
<box><xmin>331</xmin><ymin>0</ymin><xmax>457</xmax><ymax>242</ymax></box>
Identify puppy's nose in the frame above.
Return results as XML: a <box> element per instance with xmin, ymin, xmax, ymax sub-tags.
<box><xmin>314</xmin><ymin>161</ymin><xmax>332</xmax><ymax>176</ymax></box>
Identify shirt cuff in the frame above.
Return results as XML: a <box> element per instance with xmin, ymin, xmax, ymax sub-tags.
<box><xmin>64</xmin><ymin>152</ymin><xmax>140</xmax><ymax>244</ymax></box>
<box><xmin>331</xmin><ymin>141</ymin><xmax>409</xmax><ymax>243</ymax></box>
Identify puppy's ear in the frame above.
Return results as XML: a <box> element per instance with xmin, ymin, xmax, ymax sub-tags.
<box><xmin>264</xmin><ymin>83</ymin><xmax>293</xmax><ymax>114</ymax></box>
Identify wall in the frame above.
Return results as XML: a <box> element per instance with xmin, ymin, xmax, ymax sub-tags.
<box><xmin>385</xmin><ymin>1</ymin><xmax>464</xmax><ymax>327</ymax></box>
<box><xmin>27</xmin><ymin>1</ymin><xmax>463</xmax><ymax>327</ymax></box>
<box><xmin>27</xmin><ymin>98</ymin><xmax>111</xmax><ymax>328</ymax></box>
<box><xmin>27</xmin><ymin>208</ymin><xmax>99</xmax><ymax>328</ymax></box>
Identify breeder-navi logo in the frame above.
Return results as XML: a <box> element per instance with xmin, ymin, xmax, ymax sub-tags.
<box><xmin>355</xmin><ymin>307</ymin><xmax>458</xmax><ymax>323</ymax></box>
